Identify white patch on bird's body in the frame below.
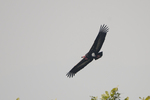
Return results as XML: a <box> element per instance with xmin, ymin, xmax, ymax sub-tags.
<box><xmin>92</xmin><ymin>53</ymin><xmax>96</xmax><ymax>57</ymax></box>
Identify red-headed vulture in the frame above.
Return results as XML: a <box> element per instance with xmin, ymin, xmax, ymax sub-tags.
<box><xmin>66</xmin><ymin>24</ymin><xmax>109</xmax><ymax>78</ymax></box>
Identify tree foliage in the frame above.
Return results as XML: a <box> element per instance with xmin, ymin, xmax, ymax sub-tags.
<box><xmin>91</xmin><ymin>87</ymin><xmax>149</xmax><ymax>100</ymax></box>
<box><xmin>16</xmin><ymin>87</ymin><xmax>150</xmax><ymax>100</ymax></box>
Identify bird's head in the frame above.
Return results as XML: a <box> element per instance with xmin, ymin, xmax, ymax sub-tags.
<box><xmin>81</xmin><ymin>55</ymin><xmax>86</xmax><ymax>58</ymax></box>
<box><xmin>81</xmin><ymin>55</ymin><xmax>88</xmax><ymax>60</ymax></box>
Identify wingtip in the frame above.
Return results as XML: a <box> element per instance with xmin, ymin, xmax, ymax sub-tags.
<box><xmin>66</xmin><ymin>72</ymin><xmax>75</xmax><ymax>78</ymax></box>
<box><xmin>100</xmin><ymin>24</ymin><xmax>109</xmax><ymax>33</ymax></box>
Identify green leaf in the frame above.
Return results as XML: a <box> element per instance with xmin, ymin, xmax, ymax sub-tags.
<box><xmin>139</xmin><ymin>97</ymin><xmax>145</xmax><ymax>100</ymax></box>
<box><xmin>124</xmin><ymin>97</ymin><xmax>129</xmax><ymax>100</ymax></box>
<box><xmin>91</xmin><ymin>96</ymin><xmax>98</xmax><ymax>100</ymax></box>
<box><xmin>16</xmin><ymin>98</ymin><xmax>20</xmax><ymax>100</ymax></box>
<box><xmin>110</xmin><ymin>87</ymin><xmax>118</xmax><ymax>98</ymax></box>
<box><xmin>105</xmin><ymin>91</ymin><xmax>109</xmax><ymax>96</ymax></box>
<box><xmin>101</xmin><ymin>94</ymin><xmax>109</xmax><ymax>99</ymax></box>
<box><xmin>145</xmin><ymin>96</ymin><xmax>150</xmax><ymax>100</ymax></box>
<box><xmin>111</xmin><ymin>87</ymin><xmax>118</xmax><ymax>93</ymax></box>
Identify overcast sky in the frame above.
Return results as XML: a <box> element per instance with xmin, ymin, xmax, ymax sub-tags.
<box><xmin>0</xmin><ymin>0</ymin><xmax>150</xmax><ymax>100</ymax></box>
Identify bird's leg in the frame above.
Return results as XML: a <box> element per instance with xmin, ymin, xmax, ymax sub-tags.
<box><xmin>94</xmin><ymin>52</ymin><xmax>103</xmax><ymax>60</ymax></box>
<box><xmin>97</xmin><ymin>55</ymin><xmax>100</xmax><ymax>58</ymax></box>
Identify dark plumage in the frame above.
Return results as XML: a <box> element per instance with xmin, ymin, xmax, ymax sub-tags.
<box><xmin>66</xmin><ymin>24</ymin><xmax>109</xmax><ymax>78</ymax></box>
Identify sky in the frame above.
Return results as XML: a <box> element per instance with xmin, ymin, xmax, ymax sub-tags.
<box><xmin>0</xmin><ymin>0</ymin><xmax>150</xmax><ymax>100</ymax></box>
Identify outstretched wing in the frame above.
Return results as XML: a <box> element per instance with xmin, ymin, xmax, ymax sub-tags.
<box><xmin>89</xmin><ymin>24</ymin><xmax>109</xmax><ymax>53</ymax></box>
<box><xmin>66</xmin><ymin>58</ymin><xmax>93</xmax><ymax>78</ymax></box>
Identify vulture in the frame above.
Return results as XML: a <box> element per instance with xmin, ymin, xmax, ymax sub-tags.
<box><xmin>66</xmin><ymin>24</ymin><xmax>109</xmax><ymax>78</ymax></box>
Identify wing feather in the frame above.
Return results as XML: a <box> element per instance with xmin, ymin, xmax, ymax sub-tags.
<box><xmin>66</xmin><ymin>58</ymin><xmax>93</xmax><ymax>78</ymax></box>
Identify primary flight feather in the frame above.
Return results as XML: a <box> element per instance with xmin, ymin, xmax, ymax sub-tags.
<box><xmin>66</xmin><ymin>24</ymin><xmax>109</xmax><ymax>78</ymax></box>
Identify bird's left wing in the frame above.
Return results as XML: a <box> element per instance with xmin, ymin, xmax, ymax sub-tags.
<box><xmin>89</xmin><ymin>24</ymin><xmax>109</xmax><ymax>53</ymax></box>
<box><xmin>66</xmin><ymin>58</ymin><xmax>93</xmax><ymax>78</ymax></box>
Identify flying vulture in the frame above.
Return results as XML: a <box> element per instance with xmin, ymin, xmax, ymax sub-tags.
<box><xmin>66</xmin><ymin>24</ymin><xmax>109</xmax><ymax>78</ymax></box>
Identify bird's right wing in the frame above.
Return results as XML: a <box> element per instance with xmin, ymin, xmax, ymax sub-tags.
<box><xmin>66</xmin><ymin>58</ymin><xmax>93</xmax><ymax>78</ymax></box>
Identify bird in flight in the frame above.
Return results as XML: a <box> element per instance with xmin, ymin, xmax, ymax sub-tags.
<box><xmin>66</xmin><ymin>24</ymin><xmax>109</xmax><ymax>78</ymax></box>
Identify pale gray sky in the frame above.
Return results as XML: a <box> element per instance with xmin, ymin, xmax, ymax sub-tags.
<box><xmin>0</xmin><ymin>0</ymin><xmax>150</xmax><ymax>100</ymax></box>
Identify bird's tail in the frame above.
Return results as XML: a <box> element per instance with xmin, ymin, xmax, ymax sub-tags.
<box><xmin>94</xmin><ymin>52</ymin><xmax>103</xmax><ymax>60</ymax></box>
